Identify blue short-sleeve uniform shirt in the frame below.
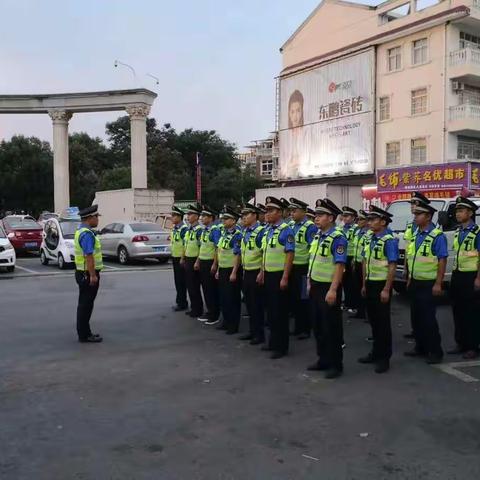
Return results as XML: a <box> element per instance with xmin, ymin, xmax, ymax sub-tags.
<box><xmin>364</xmin><ymin>229</ymin><xmax>399</xmax><ymax>263</ymax></box>
<box><xmin>266</xmin><ymin>221</ymin><xmax>295</xmax><ymax>253</ymax></box>
<box><xmin>415</xmin><ymin>223</ymin><xmax>448</xmax><ymax>259</ymax></box>
<box><xmin>458</xmin><ymin>221</ymin><xmax>480</xmax><ymax>251</ymax></box>
<box><xmin>293</xmin><ymin>217</ymin><xmax>318</xmax><ymax>245</ymax></box>
<box><xmin>78</xmin><ymin>224</ymin><xmax>95</xmax><ymax>255</ymax></box>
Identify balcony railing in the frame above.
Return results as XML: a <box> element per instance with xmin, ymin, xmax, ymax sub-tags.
<box><xmin>450</xmin><ymin>104</ymin><xmax>480</xmax><ymax>121</ymax></box>
<box><xmin>450</xmin><ymin>47</ymin><xmax>480</xmax><ymax>67</ymax></box>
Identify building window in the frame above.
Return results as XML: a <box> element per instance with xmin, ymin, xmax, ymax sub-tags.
<box><xmin>380</xmin><ymin>3</ymin><xmax>410</xmax><ymax>24</ymax></box>
<box><xmin>460</xmin><ymin>31</ymin><xmax>480</xmax><ymax>50</ymax></box>
<box><xmin>411</xmin><ymin>88</ymin><xmax>428</xmax><ymax>115</ymax></box>
<box><xmin>387</xmin><ymin>46</ymin><xmax>402</xmax><ymax>72</ymax></box>
<box><xmin>458</xmin><ymin>136</ymin><xmax>480</xmax><ymax>160</ymax></box>
<box><xmin>412</xmin><ymin>38</ymin><xmax>428</xmax><ymax>65</ymax></box>
<box><xmin>261</xmin><ymin>159</ymin><xmax>273</xmax><ymax>176</ymax></box>
<box><xmin>386</xmin><ymin>142</ymin><xmax>400</xmax><ymax>166</ymax></box>
<box><xmin>458</xmin><ymin>84</ymin><xmax>480</xmax><ymax>105</ymax></box>
<box><xmin>411</xmin><ymin>138</ymin><xmax>427</xmax><ymax>164</ymax></box>
<box><xmin>379</xmin><ymin>96</ymin><xmax>391</xmax><ymax>121</ymax></box>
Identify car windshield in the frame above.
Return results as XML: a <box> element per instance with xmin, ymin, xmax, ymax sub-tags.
<box><xmin>5</xmin><ymin>217</ymin><xmax>41</xmax><ymax>229</ymax></box>
<box><xmin>386</xmin><ymin>200</ymin><xmax>444</xmax><ymax>232</ymax></box>
<box><xmin>59</xmin><ymin>220</ymin><xmax>81</xmax><ymax>239</ymax></box>
<box><xmin>130</xmin><ymin>223</ymin><xmax>166</xmax><ymax>233</ymax></box>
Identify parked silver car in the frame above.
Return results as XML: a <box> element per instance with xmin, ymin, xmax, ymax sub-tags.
<box><xmin>99</xmin><ymin>221</ymin><xmax>171</xmax><ymax>265</ymax></box>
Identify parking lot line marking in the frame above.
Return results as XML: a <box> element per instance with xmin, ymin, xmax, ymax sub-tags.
<box><xmin>103</xmin><ymin>265</ymin><xmax>120</xmax><ymax>270</ymax></box>
<box><xmin>15</xmin><ymin>265</ymin><xmax>40</xmax><ymax>274</ymax></box>
<box><xmin>433</xmin><ymin>360</ymin><xmax>480</xmax><ymax>383</ymax></box>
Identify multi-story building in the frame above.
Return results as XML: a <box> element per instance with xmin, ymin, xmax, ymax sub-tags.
<box><xmin>243</xmin><ymin>134</ymin><xmax>279</xmax><ymax>181</ymax></box>
<box><xmin>276</xmin><ymin>0</ymin><xmax>480</xmax><ymax>201</ymax></box>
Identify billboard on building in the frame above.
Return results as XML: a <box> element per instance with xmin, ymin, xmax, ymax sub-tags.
<box><xmin>279</xmin><ymin>49</ymin><xmax>374</xmax><ymax>180</ymax></box>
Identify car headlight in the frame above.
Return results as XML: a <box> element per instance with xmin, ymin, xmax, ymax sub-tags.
<box><xmin>5</xmin><ymin>243</ymin><xmax>14</xmax><ymax>250</ymax></box>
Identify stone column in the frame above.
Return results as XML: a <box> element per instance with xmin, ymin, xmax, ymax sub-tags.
<box><xmin>126</xmin><ymin>104</ymin><xmax>150</xmax><ymax>189</ymax></box>
<box><xmin>48</xmin><ymin>110</ymin><xmax>73</xmax><ymax>213</ymax></box>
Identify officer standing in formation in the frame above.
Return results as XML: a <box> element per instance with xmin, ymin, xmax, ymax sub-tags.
<box><xmin>288</xmin><ymin>198</ymin><xmax>317</xmax><ymax>339</ymax></box>
<box><xmin>341</xmin><ymin>206</ymin><xmax>358</xmax><ymax>314</ymax></box>
<box><xmin>307</xmin><ymin>199</ymin><xmax>347</xmax><ymax>378</ymax></box>
<box><xmin>260</xmin><ymin>197</ymin><xmax>295</xmax><ymax>359</ymax></box>
<box><xmin>359</xmin><ymin>206</ymin><xmax>398</xmax><ymax>373</ymax></box>
<box><xmin>182</xmin><ymin>204</ymin><xmax>204</xmax><ymax>318</ymax></box>
<box><xmin>351</xmin><ymin>209</ymin><xmax>370</xmax><ymax>320</ymax></box>
<box><xmin>74</xmin><ymin>205</ymin><xmax>103</xmax><ymax>343</ymax></box>
<box><xmin>405</xmin><ymin>200</ymin><xmax>448</xmax><ymax>364</ymax></box>
<box><xmin>170</xmin><ymin>206</ymin><xmax>189</xmax><ymax>312</ymax></box>
<box><xmin>195</xmin><ymin>205</ymin><xmax>221</xmax><ymax>325</ymax></box>
<box><xmin>448</xmin><ymin>197</ymin><xmax>480</xmax><ymax>359</ymax></box>
<box><xmin>240</xmin><ymin>203</ymin><xmax>266</xmax><ymax>344</ymax></box>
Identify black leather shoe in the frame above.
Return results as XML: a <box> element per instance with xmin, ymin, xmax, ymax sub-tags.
<box><xmin>325</xmin><ymin>368</ymin><xmax>343</xmax><ymax>379</ymax></box>
<box><xmin>358</xmin><ymin>353</ymin><xmax>374</xmax><ymax>364</ymax></box>
<box><xmin>307</xmin><ymin>362</ymin><xmax>328</xmax><ymax>371</ymax></box>
<box><xmin>216</xmin><ymin>324</ymin><xmax>227</xmax><ymax>330</ymax></box>
<box><xmin>173</xmin><ymin>305</ymin><xmax>188</xmax><ymax>312</ymax></box>
<box><xmin>404</xmin><ymin>349</ymin><xmax>424</xmax><ymax>357</ymax></box>
<box><xmin>239</xmin><ymin>334</ymin><xmax>253</xmax><ymax>341</ymax></box>
<box><xmin>426</xmin><ymin>354</ymin><xmax>443</xmax><ymax>365</ymax></box>
<box><xmin>226</xmin><ymin>330</ymin><xmax>238</xmax><ymax>335</ymax></box>
<box><xmin>447</xmin><ymin>346</ymin><xmax>464</xmax><ymax>355</ymax></box>
<box><xmin>375</xmin><ymin>360</ymin><xmax>390</xmax><ymax>373</ymax></box>
<box><xmin>261</xmin><ymin>345</ymin><xmax>272</xmax><ymax>351</ymax></box>
<box><xmin>403</xmin><ymin>333</ymin><xmax>415</xmax><ymax>339</ymax></box>
<box><xmin>79</xmin><ymin>335</ymin><xmax>103</xmax><ymax>343</ymax></box>
<box><xmin>297</xmin><ymin>333</ymin><xmax>311</xmax><ymax>340</ymax></box>
<box><xmin>270</xmin><ymin>352</ymin><xmax>286</xmax><ymax>359</ymax></box>
<box><xmin>249</xmin><ymin>338</ymin><xmax>263</xmax><ymax>345</ymax></box>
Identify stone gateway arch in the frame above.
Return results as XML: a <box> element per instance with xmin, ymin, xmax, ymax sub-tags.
<box><xmin>0</xmin><ymin>89</ymin><xmax>157</xmax><ymax>212</ymax></box>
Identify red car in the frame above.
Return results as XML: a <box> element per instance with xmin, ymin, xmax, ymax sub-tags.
<box><xmin>1</xmin><ymin>216</ymin><xmax>43</xmax><ymax>253</ymax></box>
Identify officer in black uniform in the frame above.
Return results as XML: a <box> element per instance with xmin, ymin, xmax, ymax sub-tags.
<box><xmin>341</xmin><ymin>206</ymin><xmax>358</xmax><ymax>312</ymax></box>
<box><xmin>170</xmin><ymin>206</ymin><xmax>189</xmax><ymax>311</ymax></box>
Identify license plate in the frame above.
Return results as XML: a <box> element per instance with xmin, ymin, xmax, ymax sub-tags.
<box><xmin>25</xmin><ymin>242</ymin><xmax>38</xmax><ymax>248</ymax></box>
<box><xmin>153</xmin><ymin>246</ymin><xmax>166</xmax><ymax>252</ymax></box>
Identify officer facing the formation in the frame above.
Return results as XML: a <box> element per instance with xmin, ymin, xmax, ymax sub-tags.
<box><xmin>448</xmin><ymin>196</ymin><xmax>480</xmax><ymax>359</ymax></box>
<box><xmin>182</xmin><ymin>204</ymin><xmax>204</xmax><ymax>318</ymax></box>
<box><xmin>405</xmin><ymin>201</ymin><xmax>448</xmax><ymax>364</ymax></box>
<box><xmin>240</xmin><ymin>203</ymin><xmax>266</xmax><ymax>345</ymax></box>
<box><xmin>213</xmin><ymin>206</ymin><xmax>243</xmax><ymax>334</ymax></box>
<box><xmin>359</xmin><ymin>206</ymin><xmax>398</xmax><ymax>373</ymax></box>
<box><xmin>288</xmin><ymin>198</ymin><xmax>318</xmax><ymax>339</ymax></box>
<box><xmin>341</xmin><ymin>206</ymin><xmax>358</xmax><ymax>313</ymax></box>
<box><xmin>351</xmin><ymin>209</ymin><xmax>370</xmax><ymax>319</ymax></box>
<box><xmin>195</xmin><ymin>205</ymin><xmax>221</xmax><ymax>325</ymax></box>
<box><xmin>403</xmin><ymin>191</ymin><xmax>432</xmax><ymax>340</ymax></box>
<box><xmin>170</xmin><ymin>206</ymin><xmax>189</xmax><ymax>312</ymax></box>
<box><xmin>74</xmin><ymin>205</ymin><xmax>103</xmax><ymax>343</ymax></box>
<box><xmin>307</xmin><ymin>199</ymin><xmax>347</xmax><ymax>379</ymax></box>
<box><xmin>259</xmin><ymin>196</ymin><xmax>295</xmax><ymax>359</ymax></box>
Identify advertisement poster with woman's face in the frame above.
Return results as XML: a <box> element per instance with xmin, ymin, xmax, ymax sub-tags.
<box><xmin>279</xmin><ymin>49</ymin><xmax>374</xmax><ymax>180</ymax></box>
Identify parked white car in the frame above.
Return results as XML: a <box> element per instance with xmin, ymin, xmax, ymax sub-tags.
<box><xmin>40</xmin><ymin>217</ymin><xmax>82</xmax><ymax>269</ymax></box>
<box><xmin>0</xmin><ymin>225</ymin><xmax>16</xmax><ymax>273</ymax></box>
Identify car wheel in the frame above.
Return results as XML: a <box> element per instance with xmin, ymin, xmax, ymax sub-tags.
<box><xmin>58</xmin><ymin>253</ymin><xmax>66</xmax><ymax>270</ymax></box>
<box><xmin>6</xmin><ymin>265</ymin><xmax>15</xmax><ymax>273</ymax></box>
<box><xmin>118</xmin><ymin>246</ymin><xmax>130</xmax><ymax>265</ymax></box>
<box><xmin>40</xmin><ymin>249</ymin><xmax>49</xmax><ymax>265</ymax></box>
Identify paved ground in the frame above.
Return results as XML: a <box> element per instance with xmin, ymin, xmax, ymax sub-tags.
<box><xmin>1</xmin><ymin>268</ymin><xmax>480</xmax><ymax>479</ymax></box>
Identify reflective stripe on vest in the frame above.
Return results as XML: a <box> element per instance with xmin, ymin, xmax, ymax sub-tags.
<box><xmin>407</xmin><ymin>228</ymin><xmax>442</xmax><ymax>280</ymax></box>
<box><xmin>218</xmin><ymin>229</ymin><xmax>238</xmax><ymax>268</ymax></box>
<box><xmin>262</xmin><ymin>223</ymin><xmax>288</xmax><ymax>272</ymax></box>
<box><xmin>453</xmin><ymin>225</ymin><xmax>480</xmax><ymax>272</ymax></box>
<box><xmin>404</xmin><ymin>222</ymin><xmax>416</xmax><ymax>243</ymax></box>
<box><xmin>293</xmin><ymin>219</ymin><xmax>315</xmax><ymax>265</ymax></box>
<box><xmin>74</xmin><ymin>227</ymin><xmax>103</xmax><ymax>271</ymax></box>
<box><xmin>241</xmin><ymin>225</ymin><xmax>264</xmax><ymax>271</ymax></box>
<box><xmin>171</xmin><ymin>224</ymin><xmax>187</xmax><ymax>258</ymax></box>
<box><xmin>345</xmin><ymin>224</ymin><xmax>358</xmax><ymax>257</ymax></box>
<box><xmin>308</xmin><ymin>230</ymin><xmax>343</xmax><ymax>283</ymax></box>
<box><xmin>199</xmin><ymin>225</ymin><xmax>218</xmax><ymax>260</ymax></box>
<box><xmin>353</xmin><ymin>229</ymin><xmax>371</xmax><ymax>263</ymax></box>
<box><xmin>364</xmin><ymin>233</ymin><xmax>394</xmax><ymax>281</ymax></box>
<box><xmin>184</xmin><ymin>225</ymin><xmax>202</xmax><ymax>258</ymax></box>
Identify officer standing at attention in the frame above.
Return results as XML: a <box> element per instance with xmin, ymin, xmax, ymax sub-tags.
<box><xmin>405</xmin><ymin>201</ymin><xmax>448</xmax><ymax>364</ymax></box>
<box><xmin>359</xmin><ymin>206</ymin><xmax>398</xmax><ymax>373</ymax></box>
<box><xmin>307</xmin><ymin>199</ymin><xmax>347</xmax><ymax>379</ymax></box>
<box><xmin>182</xmin><ymin>204</ymin><xmax>204</xmax><ymax>319</ymax></box>
<box><xmin>288</xmin><ymin>198</ymin><xmax>318</xmax><ymax>339</ymax></box>
<box><xmin>74</xmin><ymin>205</ymin><xmax>103</xmax><ymax>343</ymax></box>
<box><xmin>195</xmin><ymin>205</ymin><xmax>221</xmax><ymax>325</ymax></box>
<box><xmin>170</xmin><ymin>206</ymin><xmax>189</xmax><ymax>312</ymax></box>
<box><xmin>213</xmin><ymin>206</ymin><xmax>243</xmax><ymax>334</ymax></box>
<box><xmin>448</xmin><ymin>197</ymin><xmax>480</xmax><ymax>359</ymax></box>
<box><xmin>306</xmin><ymin>208</ymin><xmax>316</xmax><ymax>222</ymax></box>
<box><xmin>351</xmin><ymin>210</ymin><xmax>370</xmax><ymax>319</ymax></box>
<box><xmin>257</xmin><ymin>204</ymin><xmax>267</xmax><ymax>226</ymax></box>
<box><xmin>258</xmin><ymin>196</ymin><xmax>295</xmax><ymax>359</ymax></box>
<box><xmin>239</xmin><ymin>203</ymin><xmax>266</xmax><ymax>345</ymax></box>
<box><xmin>341</xmin><ymin>206</ymin><xmax>358</xmax><ymax>314</ymax></box>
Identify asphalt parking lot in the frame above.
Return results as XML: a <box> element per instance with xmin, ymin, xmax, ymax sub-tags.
<box><xmin>1</xmin><ymin>269</ymin><xmax>480</xmax><ymax>479</ymax></box>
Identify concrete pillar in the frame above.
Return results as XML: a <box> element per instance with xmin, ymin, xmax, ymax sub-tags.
<box><xmin>126</xmin><ymin>104</ymin><xmax>151</xmax><ymax>189</ymax></box>
<box><xmin>48</xmin><ymin>110</ymin><xmax>72</xmax><ymax>213</ymax></box>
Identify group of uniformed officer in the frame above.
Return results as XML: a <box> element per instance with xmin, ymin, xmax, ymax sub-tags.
<box><xmin>167</xmin><ymin>191</ymin><xmax>480</xmax><ymax>379</ymax></box>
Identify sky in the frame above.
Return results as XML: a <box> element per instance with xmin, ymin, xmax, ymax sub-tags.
<box><xmin>0</xmin><ymin>0</ymin><xmax>329</xmax><ymax>151</ymax></box>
